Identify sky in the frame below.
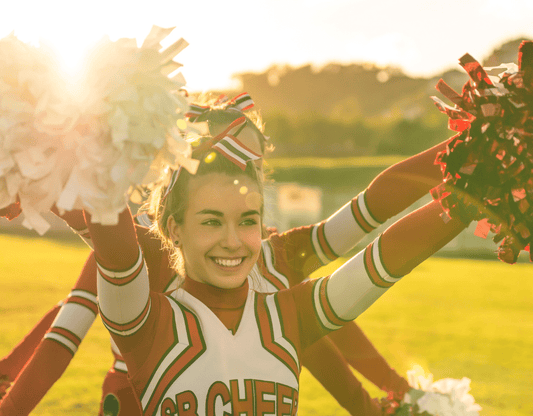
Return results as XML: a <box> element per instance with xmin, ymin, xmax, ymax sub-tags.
<box><xmin>3</xmin><ymin>0</ymin><xmax>533</xmax><ymax>92</ymax></box>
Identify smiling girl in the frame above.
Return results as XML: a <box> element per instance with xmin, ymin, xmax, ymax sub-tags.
<box><xmin>0</xmin><ymin>95</ymin><xmax>454</xmax><ymax>416</ymax></box>
<box><xmin>83</xmin><ymin>126</ymin><xmax>468</xmax><ymax>415</ymax></box>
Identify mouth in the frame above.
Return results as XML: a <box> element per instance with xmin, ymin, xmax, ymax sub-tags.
<box><xmin>211</xmin><ymin>257</ymin><xmax>245</xmax><ymax>268</ymax></box>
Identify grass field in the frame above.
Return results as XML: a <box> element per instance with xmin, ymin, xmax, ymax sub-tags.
<box><xmin>0</xmin><ymin>233</ymin><xmax>531</xmax><ymax>415</ymax></box>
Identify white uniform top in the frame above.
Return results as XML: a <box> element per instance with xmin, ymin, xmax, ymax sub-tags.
<box><xmin>139</xmin><ymin>289</ymin><xmax>300</xmax><ymax>416</ymax></box>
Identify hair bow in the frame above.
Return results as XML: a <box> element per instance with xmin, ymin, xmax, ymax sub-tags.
<box><xmin>185</xmin><ymin>92</ymin><xmax>255</xmax><ymax>122</ymax></box>
<box><xmin>163</xmin><ymin>116</ymin><xmax>261</xmax><ymax>199</ymax></box>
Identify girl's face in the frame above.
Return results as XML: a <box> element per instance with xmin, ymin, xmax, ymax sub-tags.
<box><xmin>168</xmin><ymin>172</ymin><xmax>262</xmax><ymax>289</ymax></box>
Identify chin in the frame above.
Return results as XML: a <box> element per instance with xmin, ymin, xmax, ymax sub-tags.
<box><xmin>215</xmin><ymin>275</ymin><xmax>248</xmax><ymax>290</ymax></box>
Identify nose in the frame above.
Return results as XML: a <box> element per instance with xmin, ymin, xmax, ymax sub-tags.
<box><xmin>220</xmin><ymin>224</ymin><xmax>243</xmax><ymax>251</ymax></box>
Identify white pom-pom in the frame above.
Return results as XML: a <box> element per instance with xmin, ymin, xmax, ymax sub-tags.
<box><xmin>0</xmin><ymin>27</ymin><xmax>195</xmax><ymax>230</ymax></box>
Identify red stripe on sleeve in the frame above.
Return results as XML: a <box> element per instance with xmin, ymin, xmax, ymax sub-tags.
<box><xmin>100</xmin><ymin>299</ymin><xmax>151</xmax><ymax>333</ymax></box>
<box><xmin>317</xmin><ymin>222</ymin><xmax>338</xmax><ymax>261</ymax></box>
<box><xmin>363</xmin><ymin>244</ymin><xmax>394</xmax><ymax>288</ymax></box>
<box><xmin>351</xmin><ymin>199</ymin><xmax>375</xmax><ymax>233</ymax></box>
<box><xmin>65</xmin><ymin>296</ymin><xmax>98</xmax><ymax>315</ymax></box>
<box><xmin>319</xmin><ymin>277</ymin><xmax>350</xmax><ymax>327</ymax></box>
<box><xmin>48</xmin><ymin>327</ymin><xmax>81</xmax><ymax>348</ymax></box>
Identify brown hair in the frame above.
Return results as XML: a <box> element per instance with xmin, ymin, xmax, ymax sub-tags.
<box><xmin>148</xmin><ymin>140</ymin><xmax>264</xmax><ymax>274</ymax></box>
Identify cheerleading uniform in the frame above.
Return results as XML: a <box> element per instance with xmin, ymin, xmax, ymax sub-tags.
<box><xmin>0</xmin><ymin>187</ymin><xmax>423</xmax><ymax>416</ymax></box>
<box><xmin>91</xmin><ymin>199</ymin><xmax>466</xmax><ymax>416</ymax></box>
<box><xmin>0</xmin><ymin>138</ymin><xmax>448</xmax><ymax>415</ymax></box>
<box><xmin>0</xmin><ymin>202</ymin><xmax>394</xmax><ymax>416</ymax></box>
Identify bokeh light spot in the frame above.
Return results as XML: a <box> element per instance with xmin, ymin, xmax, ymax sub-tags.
<box><xmin>239</xmin><ymin>186</ymin><xmax>248</xmax><ymax>195</ymax></box>
<box><xmin>204</xmin><ymin>152</ymin><xmax>217</xmax><ymax>163</ymax></box>
<box><xmin>245</xmin><ymin>191</ymin><xmax>263</xmax><ymax>210</ymax></box>
<box><xmin>176</xmin><ymin>119</ymin><xmax>187</xmax><ymax>130</ymax></box>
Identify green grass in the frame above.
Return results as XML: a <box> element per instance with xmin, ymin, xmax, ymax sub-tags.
<box><xmin>0</xmin><ymin>234</ymin><xmax>531</xmax><ymax>415</ymax></box>
<box><xmin>266</xmin><ymin>156</ymin><xmax>405</xmax><ymax>170</ymax></box>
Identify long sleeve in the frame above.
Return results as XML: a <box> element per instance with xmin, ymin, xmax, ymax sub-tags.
<box><xmin>88</xmin><ymin>207</ymin><xmax>156</xmax><ymax>373</ymax></box>
<box><xmin>364</xmin><ymin>139</ymin><xmax>447</xmax><ymax>223</ymax></box>
<box><xmin>326</xmin><ymin>323</ymin><xmax>409</xmax><ymax>394</ymax></box>
<box><xmin>276</xmin><ymin>139</ymin><xmax>448</xmax><ymax>278</ymax></box>
<box><xmin>289</xmin><ymin>200</ymin><xmax>467</xmax><ymax>350</ymax></box>
<box><xmin>0</xmin><ymin>341</ymin><xmax>74</xmax><ymax>416</ymax></box>
<box><xmin>302</xmin><ymin>337</ymin><xmax>382</xmax><ymax>416</ymax></box>
<box><xmin>0</xmin><ymin>303</ymin><xmax>61</xmax><ymax>383</ymax></box>
<box><xmin>0</xmin><ymin>254</ymin><xmax>98</xmax><ymax>416</ymax></box>
<box><xmin>326</xmin><ymin>200</ymin><xmax>466</xmax><ymax>322</ymax></box>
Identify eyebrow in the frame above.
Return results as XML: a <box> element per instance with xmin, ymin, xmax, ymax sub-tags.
<box><xmin>241</xmin><ymin>210</ymin><xmax>261</xmax><ymax>217</ymax></box>
<box><xmin>196</xmin><ymin>209</ymin><xmax>223</xmax><ymax>217</ymax></box>
<box><xmin>196</xmin><ymin>209</ymin><xmax>260</xmax><ymax>217</ymax></box>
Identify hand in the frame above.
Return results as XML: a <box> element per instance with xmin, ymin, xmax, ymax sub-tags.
<box><xmin>0</xmin><ymin>201</ymin><xmax>21</xmax><ymax>221</ymax></box>
<box><xmin>0</xmin><ymin>375</ymin><xmax>11</xmax><ymax>400</ymax></box>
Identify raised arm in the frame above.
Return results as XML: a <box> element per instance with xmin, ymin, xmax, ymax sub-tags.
<box><xmin>289</xmin><ymin>199</ymin><xmax>467</xmax><ymax>352</ymax></box>
<box><xmin>0</xmin><ymin>255</ymin><xmax>98</xmax><ymax>416</ymax></box>
<box><xmin>0</xmin><ymin>303</ymin><xmax>61</xmax><ymax>391</ymax></box>
<box><xmin>272</xmin><ymin>139</ymin><xmax>449</xmax><ymax>282</ymax></box>
<box><xmin>86</xmin><ymin>207</ymin><xmax>157</xmax><ymax>374</ymax></box>
<box><xmin>325</xmin><ymin>200</ymin><xmax>466</xmax><ymax>324</ymax></box>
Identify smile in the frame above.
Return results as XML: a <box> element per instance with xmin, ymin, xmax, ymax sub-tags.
<box><xmin>212</xmin><ymin>257</ymin><xmax>244</xmax><ymax>267</ymax></box>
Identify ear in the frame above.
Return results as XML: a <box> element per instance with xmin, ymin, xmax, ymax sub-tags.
<box><xmin>167</xmin><ymin>215</ymin><xmax>182</xmax><ymax>246</ymax></box>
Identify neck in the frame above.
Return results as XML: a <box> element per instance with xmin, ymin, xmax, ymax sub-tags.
<box><xmin>182</xmin><ymin>276</ymin><xmax>249</xmax><ymax>333</ymax></box>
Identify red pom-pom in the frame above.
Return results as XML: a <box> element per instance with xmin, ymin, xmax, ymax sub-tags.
<box><xmin>431</xmin><ymin>44</ymin><xmax>533</xmax><ymax>263</ymax></box>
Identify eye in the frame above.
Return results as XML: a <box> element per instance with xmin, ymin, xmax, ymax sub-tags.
<box><xmin>202</xmin><ymin>218</ymin><xmax>221</xmax><ymax>226</ymax></box>
<box><xmin>240</xmin><ymin>218</ymin><xmax>258</xmax><ymax>226</ymax></box>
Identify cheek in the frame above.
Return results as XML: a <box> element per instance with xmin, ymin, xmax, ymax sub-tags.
<box><xmin>242</xmin><ymin>227</ymin><xmax>262</xmax><ymax>253</ymax></box>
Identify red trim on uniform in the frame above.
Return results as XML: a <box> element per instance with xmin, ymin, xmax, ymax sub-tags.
<box><xmin>258</xmin><ymin>245</ymin><xmax>288</xmax><ymax>291</ymax></box>
<box><xmin>261</xmin><ymin>270</ymin><xmax>286</xmax><ymax>291</ymax></box>
<box><xmin>98</xmin><ymin>260</ymin><xmax>145</xmax><ymax>286</ymax></box>
<box><xmin>66</xmin><ymin>295</ymin><xmax>98</xmax><ymax>315</ymax></box>
<box><xmin>350</xmin><ymin>198</ymin><xmax>375</xmax><ymax>234</ymax></box>
<box><xmin>258</xmin><ymin>264</ymin><xmax>287</xmax><ymax>291</ymax></box>
<box><xmin>316</xmin><ymin>222</ymin><xmax>338</xmax><ymax>261</ymax></box>
<box><xmin>48</xmin><ymin>327</ymin><xmax>81</xmax><ymax>347</ymax></box>
<box><xmin>363</xmin><ymin>244</ymin><xmax>394</xmax><ymax>288</ymax></box>
<box><xmin>100</xmin><ymin>299</ymin><xmax>151</xmax><ymax>333</ymax></box>
<box><xmin>144</xmin><ymin>309</ymin><xmax>205</xmax><ymax>415</ymax></box>
<box><xmin>318</xmin><ymin>277</ymin><xmax>349</xmax><ymax>326</ymax></box>
<box><xmin>256</xmin><ymin>294</ymin><xmax>299</xmax><ymax>379</ymax></box>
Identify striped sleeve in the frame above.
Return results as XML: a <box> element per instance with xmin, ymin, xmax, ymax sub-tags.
<box><xmin>96</xmin><ymin>246</ymin><xmax>151</xmax><ymax>337</ymax></box>
<box><xmin>44</xmin><ymin>289</ymin><xmax>98</xmax><ymax>355</ymax></box>
<box><xmin>313</xmin><ymin>190</ymin><xmax>382</xmax><ymax>262</ymax></box>
<box><xmin>324</xmin><ymin>235</ymin><xmax>402</xmax><ymax>322</ymax></box>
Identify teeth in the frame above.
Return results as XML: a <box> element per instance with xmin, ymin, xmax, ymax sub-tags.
<box><xmin>214</xmin><ymin>258</ymin><xmax>243</xmax><ymax>267</ymax></box>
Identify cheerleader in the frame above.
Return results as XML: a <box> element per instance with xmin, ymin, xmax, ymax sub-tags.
<box><xmin>0</xmin><ymin>95</ymin><xmax>450</xmax><ymax>416</ymax></box>
<box><xmin>87</xmin><ymin>130</ymin><xmax>467</xmax><ymax>416</ymax></box>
